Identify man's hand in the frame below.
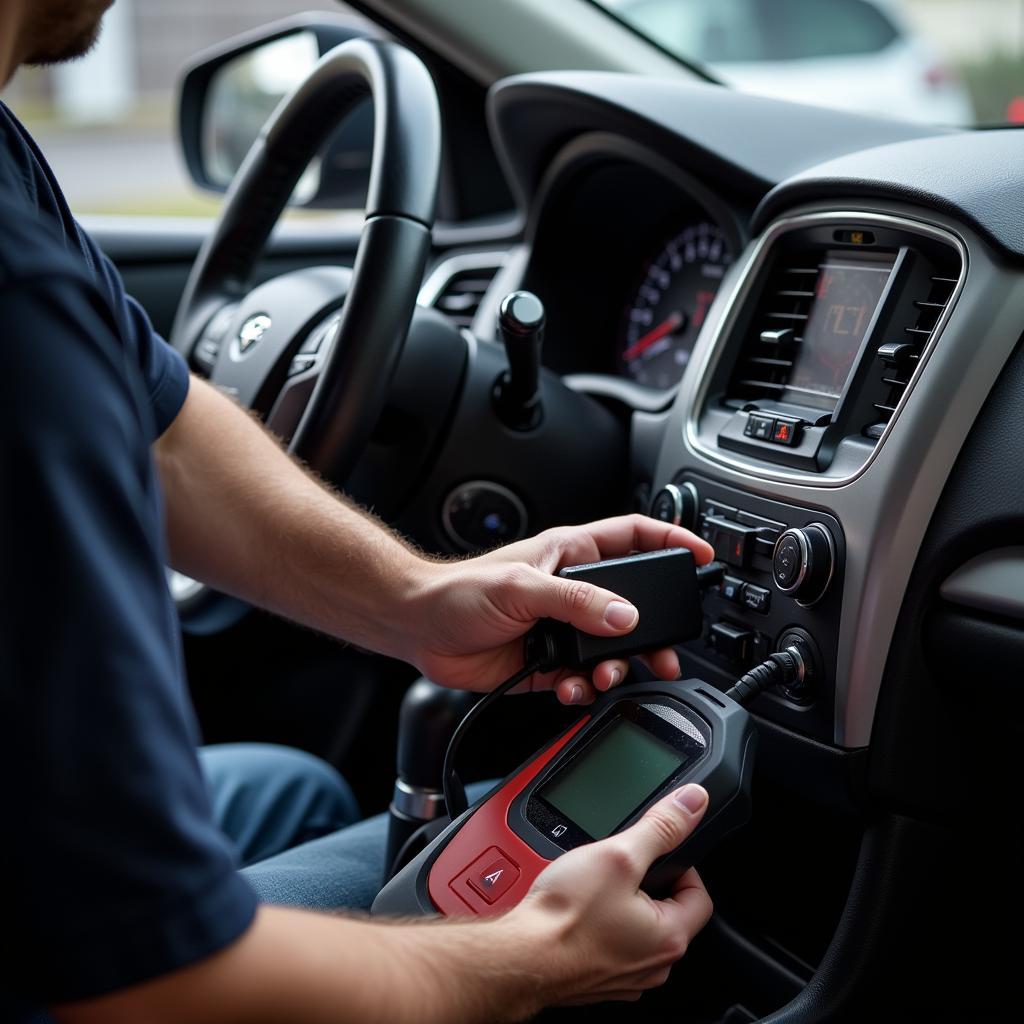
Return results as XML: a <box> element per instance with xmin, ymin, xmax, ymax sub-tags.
<box><xmin>157</xmin><ymin>381</ymin><xmax>711</xmax><ymax>700</ymax></box>
<box><xmin>505</xmin><ymin>782</ymin><xmax>714</xmax><ymax>1009</ymax></box>
<box><xmin>403</xmin><ymin>514</ymin><xmax>714</xmax><ymax>704</ymax></box>
<box><xmin>55</xmin><ymin>784</ymin><xmax>712</xmax><ymax>1024</ymax></box>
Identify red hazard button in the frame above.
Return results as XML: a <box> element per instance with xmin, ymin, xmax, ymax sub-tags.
<box><xmin>771</xmin><ymin>418</ymin><xmax>801</xmax><ymax>446</ymax></box>
<box><xmin>467</xmin><ymin>851</ymin><xmax>520</xmax><ymax>903</ymax></box>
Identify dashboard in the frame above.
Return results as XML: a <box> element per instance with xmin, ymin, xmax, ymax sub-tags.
<box><xmin>407</xmin><ymin>70</ymin><xmax>1024</xmax><ymax>1019</ymax></box>
<box><xmin>443</xmin><ymin>74</ymin><xmax>1024</xmax><ymax>763</ymax></box>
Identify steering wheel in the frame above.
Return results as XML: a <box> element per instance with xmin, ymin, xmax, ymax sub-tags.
<box><xmin>167</xmin><ymin>39</ymin><xmax>441</xmax><ymax>623</ymax></box>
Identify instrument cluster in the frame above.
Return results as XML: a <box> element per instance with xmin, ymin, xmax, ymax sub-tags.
<box><xmin>618</xmin><ymin>221</ymin><xmax>735</xmax><ymax>390</ymax></box>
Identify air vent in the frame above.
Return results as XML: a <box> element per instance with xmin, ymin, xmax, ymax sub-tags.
<box><xmin>419</xmin><ymin>252</ymin><xmax>505</xmax><ymax>330</ymax></box>
<box><xmin>864</xmin><ymin>263</ymin><xmax>959</xmax><ymax>440</ymax></box>
<box><xmin>725</xmin><ymin>250</ymin><xmax>821</xmax><ymax>406</ymax></box>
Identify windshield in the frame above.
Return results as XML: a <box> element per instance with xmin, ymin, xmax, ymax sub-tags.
<box><xmin>593</xmin><ymin>0</ymin><xmax>1019</xmax><ymax>127</ymax></box>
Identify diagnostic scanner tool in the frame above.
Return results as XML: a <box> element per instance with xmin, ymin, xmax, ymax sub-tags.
<box><xmin>373</xmin><ymin>680</ymin><xmax>755</xmax><ymax>917</ymax></box>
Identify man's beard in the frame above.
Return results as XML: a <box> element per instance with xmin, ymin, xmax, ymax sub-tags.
<box><xmin>23</xmin><ymin>1</ymin><xmax>112</xmax><ymax>66</ymax></box>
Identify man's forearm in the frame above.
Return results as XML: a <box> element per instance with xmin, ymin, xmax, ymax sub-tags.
<box><xmin>155</xmin><ymin>375</ymin><xmax>432</xmax><ymax>659</ymax></box>
<box><xmin>56</xmin><ymin>906</ymin><xmax>553</xmax><ymax>1024</ymax></box>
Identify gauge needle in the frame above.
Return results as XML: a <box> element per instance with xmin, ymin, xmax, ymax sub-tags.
<box><xmin>623</xmin><ymin>311</ymin><xmax>686</xmax><ymax>361</ymax></box>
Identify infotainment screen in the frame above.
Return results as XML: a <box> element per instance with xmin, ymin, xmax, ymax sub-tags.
<box><xmin>783</xmin><ymin>253</ymin><xmax>895</xmax><ymax>411</ymax></box>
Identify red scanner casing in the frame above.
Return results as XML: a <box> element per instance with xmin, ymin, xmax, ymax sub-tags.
<box><xmin>372</xmin><ymin>680</ymin><xmax>756</xmax><ymax>920</ymax></box>
<box><xmin>426</xmin><ymin>717</ymin><xmax>589</xmax><ymax>915</ymax></box>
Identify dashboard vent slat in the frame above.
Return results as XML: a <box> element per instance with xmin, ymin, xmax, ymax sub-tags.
<box><xmin>419</xmin><ymin>253</ymin><xmax>505</xmax><ymax>330</ymax></box>
<box><xmin>724</xmin><ymin>249</ymin><xmax>823</xmax><ymax>407</ymax></box>
<box><xmin>863</xmin><ymin>265</ymin><xmax>960</xmax><ymax>440</ymax></box>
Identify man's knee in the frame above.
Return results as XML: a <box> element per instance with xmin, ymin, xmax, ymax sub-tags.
<box><xmin>200</xmin><ymin>743</ymin><xmax>360</xmax><ymax>864</ymax></box>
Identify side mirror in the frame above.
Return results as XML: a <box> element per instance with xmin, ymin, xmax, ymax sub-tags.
<box><xmin>178</xmin><ymin>13</ymin><xmax>378</xmax><ymax>209</ymax></box>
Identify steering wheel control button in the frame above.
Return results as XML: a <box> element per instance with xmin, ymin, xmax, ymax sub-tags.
<box><xmin>299</xmin><ymin>314</ymin><xmax>341</xmax><ymax>354</ymax></box>
<box><xmin>708</xmin><ymin>622</ymin><xmax>753</xmax><ymax>665</ymax></box>
<box><xmin>194</xmin><ymin>304</ymin><xmax>239</xmax><ymax>372</ymax></box>
<box><xmin>744</xmin><ymin>413</ymin><xmax>775</xmax><ymax>441</ymax></box>
<box><xmin>741</xmin><ymin>584</ymin><xmax>771</xmax><ymax>614</ymax></box>
<box><xmin>442</xmin><ymin>482</ymin><xmax>528</xmax><ymax>552</ymax></box>
<box><xmin>288</xmin><ymin>356</ymin><xmax>317</xmax><ymax>377</ymax></box>
<box><xmin>466</xmin><ymin>850</ymin><xmax>520</xmax><ymax>904</ymax></box>
<box><xmin>772</xmin><ymin>525</ymin><xmax>836</xmax><ymax>605</ymax></box>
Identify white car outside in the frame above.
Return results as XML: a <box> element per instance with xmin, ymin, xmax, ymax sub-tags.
<box><xmin>603</xmin><ymin>0</ymin><xmax>974</xmax><ymax>126</ymax></box>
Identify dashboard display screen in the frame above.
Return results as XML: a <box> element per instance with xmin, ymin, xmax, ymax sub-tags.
<box><xmin>538</xmin><ymin>717</ymin><xmax>687</xmax><ymax>840</ymax></box>
<box><xmin>783</xmin><ymin>254</ymin><xmax>895</xmax><ymax>411</ymax></box>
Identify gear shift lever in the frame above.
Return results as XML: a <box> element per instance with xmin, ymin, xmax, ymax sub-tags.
<box><xmin>385</xmin><ymin>679</ymin><xmax>478</xmax><ymax>878</ymax></box>
<box><xmin>495</xmin><ymin>290</ymin><xmax>545</xmax><ymax>430</ymax></box>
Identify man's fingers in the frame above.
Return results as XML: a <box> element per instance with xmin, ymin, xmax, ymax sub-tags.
<box><xmin>553</xmin><ymin>514</ymin><xmax>715</xmax><ymax>567</ymax></box>
<box><xmin>522</xmin><ymin>567</ymin><xmax>640</xmax><ymax>638</ymax></box>
<box><xmin>614</xmin><ymin>784</ymin><xmax>709</xmax><ymax>871</ymax></box>
<box><xmin>638</xmin><ymin>648</ymin><xmax>680</xmax><ymax>681</ymax></box>
<box><xmin>659</xmin><ymin>867</ymin><xmax>715</xmax><ymax>943</ymax></box>
<box><xmin>555</xmin><ymin>674</ymin><xmax>597</xmax><ymax>705</ymax></box>
<box><xmin>593</xmin><ymin>659</ymin><xmax>630</xmax><ymax>692</ymax></box>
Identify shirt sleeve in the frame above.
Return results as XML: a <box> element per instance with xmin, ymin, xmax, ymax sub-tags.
<box><xmin>0</xmin><ymin>275</ymin><xmax>256</xmax><ymax>1006</ymax></box>
<box><xmin>83</xmin><ymin>226</ymin><xmax>191</xmax><ymax>437</ymax></box>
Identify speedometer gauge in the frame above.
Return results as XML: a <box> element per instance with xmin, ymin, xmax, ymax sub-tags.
<box><xmin>620</xmin><ymin>222</ymin><xmax>733</xmax><ymax>389</ymax></box>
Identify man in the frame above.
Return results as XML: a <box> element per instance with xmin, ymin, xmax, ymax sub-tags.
<box><xmin>1</xmin><ymin>2</ymin><xmax>716</xmax><ymax>1021</ymax></box>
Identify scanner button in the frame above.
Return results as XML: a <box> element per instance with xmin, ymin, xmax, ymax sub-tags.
<box><xmin>467</xmin><ymin>851</ymin><xmax>519</xmax><ymax>903</ymax></box>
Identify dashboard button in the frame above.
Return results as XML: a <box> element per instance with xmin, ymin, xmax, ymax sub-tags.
<box><xmin>649</xmin><ymin>482</ymin><xmax>698</xmax><ymax>529</ymax></box>
<box><xmin>650</xmin><ymin>485</ymin><xmax>683</xmax><ymax>525</ymax></box>
<box><xmin>771</xmin><ymin>418</ymin><xmax>801</xmax><ymax>446</ymax></box>
<box><xmin>746</xmin><ymin>414</ymin><xmax>775</xmax><ymax>441</ymax></box>
<box><xmin>741</xmin><ymin>584</ymin><xmax>771</xmax><ymax>613</ymax></box>
<box><xmin>703</xmin><ymin>499</ymin><xmax>736</xmax><ymax>520</ymax></box>
<box><xmin>708</xmin><ymin>622</ymin><xmax>753</xmax><ymax>664</ymax></box>
<box><xmin>704</xmin><ymin>516</ymin><xmax>755</xmax><ymax>567</ymax></box>
<box><xmin>773</xmin><ymin>534</ymin><xmax>803</xmax><ymax>589</ymax></box>
<box><xmin>772</xmin><ymin>525</ymin><xmax>836</xmax><ymax>604</ymax></box>
<box><xmin>720</xmin><ymin>575</ymin><xmax>745</xmax><ymax>603</ymax></box>
<box><xmin>443</xmin><ymin>482</ymin><xmax>528</xmax><ymax>551</ymax></box>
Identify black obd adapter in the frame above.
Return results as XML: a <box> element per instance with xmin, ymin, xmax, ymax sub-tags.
<box><xmin>525</xmin><ymin>548</ymin><xmax>724</xmax><ymax>672</ymax></box>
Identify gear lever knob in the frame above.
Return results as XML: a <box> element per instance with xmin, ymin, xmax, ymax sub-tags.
<box><xmin>385</xmin><ymin>679</ymin><xmax>477</xmax><ymax>879</ymax></box>
<box><xmin>495</xmin><ymin>290</ymin><xmax>545</xmax><ymax>429</ymax></box>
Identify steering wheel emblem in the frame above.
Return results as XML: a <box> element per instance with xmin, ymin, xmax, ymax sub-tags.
<box><xmin>235</xmin><ymin>313</ymin><xmax>272</xmax><ymax>356</ymax></box>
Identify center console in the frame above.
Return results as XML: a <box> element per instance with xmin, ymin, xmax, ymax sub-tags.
<box><xmin>652</xmin><ymin>207</ymin><xmax>971</xmax><ymax>748</ymax></box>
<box><xmin>688</xmin><ymin>213</ymin><xmax>963</xmax><ymax>484</ymax></box>
<box><xmin>651</xmin><ymin>473</ymin><xmax>844</xmax><ymax>743</ymax></box>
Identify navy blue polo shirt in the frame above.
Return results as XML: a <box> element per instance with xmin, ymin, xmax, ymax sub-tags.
<box><xmin>0</xmin><ymin>103</ymin><xmax>257</xmax><ymax>1018</ymax></box>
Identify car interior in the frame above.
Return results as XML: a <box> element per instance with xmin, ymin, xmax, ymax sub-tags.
<box><xmin>73</xmin><ymin>0</ymin><xmax>1023</xmax><ymax>1019</ymax></box>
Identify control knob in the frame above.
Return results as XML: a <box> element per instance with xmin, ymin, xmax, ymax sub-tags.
<box><xmin>649</xmin><ymin>482</ymin><xmax>699</xmax><ymax>530</ymax></box>
<box><xmin>772</xmin><ymin>524</ymin><xmax>835</xmax><ymax>605</ymax></box>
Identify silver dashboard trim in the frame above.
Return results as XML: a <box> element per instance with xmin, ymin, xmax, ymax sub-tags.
<box><xmin>683</xmin><ymin>210</ymin><xmax>969</xmax><ymax>488</ymax></box>
<box><xmin>416</xmin><ymin>250</ymin><xmax>508</xmax><ymax>308</ymax></box>
<box><xmin>656</xmin><ymin>199</ymin><xmax>1024</xmax><ymax>749</ymax></box>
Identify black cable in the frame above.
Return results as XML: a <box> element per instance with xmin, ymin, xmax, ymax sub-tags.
<box><xmin>725</xmin><ymin>649</ymin><xmax>800</xmax><ymax>705</ymax></box>
<box><xmin>442</xmin><ymin>661</ymin><xmax>541</xmax><ymax>821</ymax></box>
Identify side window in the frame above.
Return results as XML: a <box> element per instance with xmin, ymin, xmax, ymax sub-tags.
<box><xmin>774</xmin><ymin>0</ymin><xmax>900</xmax><ymax>60</ymax></box>
<box><xmin>619</xmin><ymin>0</ymin><xmax>767</xmax><ymax>64</ymax></box>
<box><xmin>5</xmin><ymin>1</ymin><xmax>356</xmax><ymax>216</ymax></box>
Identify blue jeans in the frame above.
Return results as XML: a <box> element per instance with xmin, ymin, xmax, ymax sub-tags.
<box><xmin>201</xmin><ymin>743</ymin><xmax>491</xmax><ymax>912</ymax></box>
